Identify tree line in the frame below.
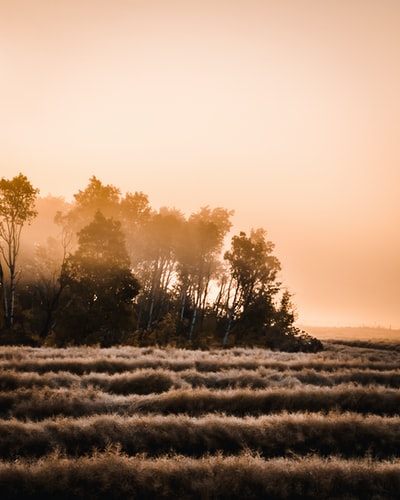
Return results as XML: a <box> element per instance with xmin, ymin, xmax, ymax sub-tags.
<box><xmin>0</xmin><ymin>173</ymin><xmax>322</xmax><ymax>351</ymax></box>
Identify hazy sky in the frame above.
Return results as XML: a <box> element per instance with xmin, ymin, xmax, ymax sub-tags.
<box><xmin>1</xmin><ymin>0</ymin><xmax>399</xmax><ymax>328</ymax></box>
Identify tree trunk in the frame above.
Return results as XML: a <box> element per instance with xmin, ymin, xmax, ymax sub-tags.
<box><xmin>179</xmin><ymin>287</ymin><xmax>186</xmax><ymax>321</ymax></box>
<box><xmin>223</xmin><ymin>285</ymin><xmax>239</xmax><ymax>348</ymax></box>
<box><xmin>136</xmin><ymin>297</ymin><xmax>143</xmax><ymax>330</ymax></box>
<box><xmin>0</xmin><ymin>262</ymin><xmax>8</xmax><ymax>327</ymax></box>
<box><xmin>147</xmin><ymin>288</ymin><xmax>156</xmax><ymax>330</ymax></box>
<box><xmin>223</xmin><ymin>310</ymin><xmax>234</xmax><ymax>348</ymax></box>
<box><xmin>199</xmin><ymin>279</ymin><xmax>210</xmax><ymax>330</ymax></box>
<box><xmin>9</xmin><ymin>264</ymin><xmax>15</xmax><ymax>328</ymax></box>
<box><xmin>189</xmin><ymin>302</ymin><xmax>198</xmax><ymax>340</ymax></box>
<box><xmin>41</xmin><ymin>285</ymin><xmax>64</xmax><ymax>338</ymax></box>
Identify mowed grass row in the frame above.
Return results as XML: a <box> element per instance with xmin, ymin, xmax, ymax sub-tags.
<box><xmin>1</xmin><ymin>452</ymin><xmax>400</xmax><ymax>499</ymax></box>
<box><xmin>2</xmin><ymin>385</ymin><xmax>400</xmax><ymax>419</ymax></box>
<box><xmin>1</xmin><ymin>345</ymin><xmax>400</xmax><ymax>498</ymax></box>
<box><xmin>2</xmin><ymin>343</ymin><xmax>399</xmax><ymax>360</ymax></box>
<box><xmin>2</xmin><ymin>367</ymin><xmax>400</xmax><ymax>392</ymax></box>
<box><xmin>1</xmin><ymin>344</ymin><xmax>399</xmax><ymax>374</ymax></box>
<box><xmin>2</xmin><ymin>357</ymin><xmax>399</xmax><ymax>374</ymax></box>
<box><xmin>2</xmin><ymin>412</ymin><xmax>400</xmax><ymax>460</ymax></box>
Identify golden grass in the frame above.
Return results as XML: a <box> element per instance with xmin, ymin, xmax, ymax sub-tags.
<box><xmin>1</xmin><ymin>412</ymin><xmax>400</xmax><ymax>460</ymax></box>
<box><xmin>1</xmin><ymin>452</ymin><xmax>400</xmax><ymax>499</ymax></box>
<box><xmin>0</xmin><ymin>343</ymin><xmax>399</xmax><ymax>498</ymax></box>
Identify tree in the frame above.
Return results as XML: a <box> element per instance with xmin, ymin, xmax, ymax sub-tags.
<box><xmin>222</xmin><ymin>229</ymin><xmax>281</xmax><ymax>347</ymax></box>
<box><xmin>134</xmin><ymin>208</ymin><xmax>184</xmax><ymax>331</ymax></box>
<box><xmin>58</xmin><ymin>211</ymin><xmax>140</xmax><ymax>345</ymax></box>
<box><xmin>21</xmin><ymin>233</ymin><xmax>70</xmax><ymax>339</ymax></box>
<box><xmin>73</xmin><ymin>175</ymin><xmax>121</xmax><ymax>218</ymax></box>
<box><xmin>17</xmin><ymin>196</ymin><xmax>72</xmax><ymax>338</ymax></box>
<box><xmin>0</xmin><ymin>173</ymin><xmax>39</xmax><ymax>328</ymax></box>
<box><xmin>56</xmin><ymin>176</ymin><xmax>122</xmax><ymax>251</ymax></box>
<box><xmin>176</xmin><ymin>207</ymin><xmax>233</xmax><ymax>339</ymax></box>
<box><xmin>119</xmin><ymin>190</ymin><xmax>153</xmax><ymax>266</ymax></box>
<box><xmin>264</xmin><ymin>289</ymin><xmax>323</xmax><ymax>352</ymax></box>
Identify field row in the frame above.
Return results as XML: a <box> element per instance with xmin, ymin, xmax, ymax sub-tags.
<box><xmin>1</xmin><ymin>343</ymin><xmax>399</xmax><ymax>370</ymax></box>
<box><xmin>2</xmin><ymin>412</ymin><xmax>400</xmax><ymax>460</ymax></box>
<box><xmin>3</xmin><ymin>343</ymin><xmax>399</xmax><ymax>357</ymax></box>
<box><xmin>2</xmin><ymin>367</ymin><xmax>400</xmax><ymax>393</ymax></box>
<box><xmin>1</xmin><ymin>452</ymin><xmax>400</xmax><ymax>499</ymax></box>
<box><xmin>2</xmin><ymin>385</ymin><xmax>400</xmax><ymax>419</ymax></box>
<box><xmin>1</xmin><ymin>345</ymin><xmax>399</xmax><ymax>498</ymax></box>
<box><xmin>2</xmin><ymin>356</ymin><xmax>400</xmax><ymax>374</ymax></box>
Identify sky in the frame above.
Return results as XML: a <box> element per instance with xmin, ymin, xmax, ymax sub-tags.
<box><xmin>1</xmin><ymin>0</ymin><xmax>399</xmax><ymax>328</ymax></box>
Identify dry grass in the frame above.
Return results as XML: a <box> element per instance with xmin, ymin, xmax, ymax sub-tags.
<box><xmin>2</xmin><ymin>384</ymin><xmax>400</xmax><ymax>420</ymax></box>
<box><xmin>1</xmin><ymin>452</ymin><xmax>400</xmax><ymax>499</ymax></box>
<box><xmin>1</xmin><ymin>412</ymin><xmax>400</xmax><ymax>460</ymax></box>
<box><xmin>0</xmin><ymin>343</ymin><xmax>399</xmax><ymax>498</ymax></box>
<box><xmin>2</xmin><ymin>366</ymin><xmax>400</xmax><ymax>393</ymax></box>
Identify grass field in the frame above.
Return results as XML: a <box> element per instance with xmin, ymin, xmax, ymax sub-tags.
<box><xmin>304</xmin><ymin>325</ymin><xmax>400</xmax><ymax>343</ymax></box>
<box><xmin>1</xmin><ymin>341</ymin><xmax>400</xmax><ymax>498</ymax></box>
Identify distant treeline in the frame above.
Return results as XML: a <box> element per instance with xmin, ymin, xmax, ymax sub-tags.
<box><xmin>0</xmin><ymin>174</ymin><xmax>322</xmax><ymax>351</ymax></box>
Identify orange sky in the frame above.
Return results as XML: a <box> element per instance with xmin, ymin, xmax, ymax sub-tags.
<box><xmin>1</xmin><ymin>0</ymin><xmax>399</xmax><ymax>328</ymax></box>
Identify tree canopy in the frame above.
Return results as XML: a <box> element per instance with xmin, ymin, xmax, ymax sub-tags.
<box><xmin>0</xmin><ymin>175</ymin><xmax>322</xmax><ymax>352</ymax></box>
